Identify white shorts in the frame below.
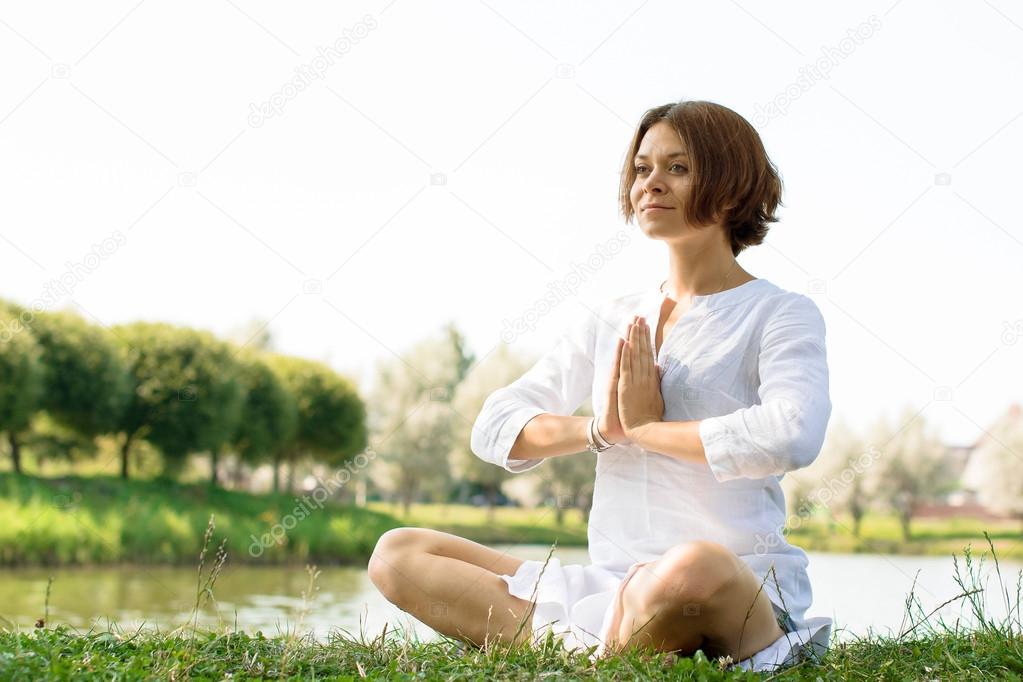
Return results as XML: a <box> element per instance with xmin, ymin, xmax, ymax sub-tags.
<box><xmin>498</xmin><ymin>556</ymin><xmax>833</xmax><ymax>673</ymax></box>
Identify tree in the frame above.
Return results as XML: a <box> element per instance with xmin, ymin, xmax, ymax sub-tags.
<box><xmin>864</xmin><ymin>406</ymin><xmax>954</xmax><ymax>541</ymax></box>
<box><xmin>535</xmin><ymin>405</ymin><xmax>597</xmax><ymax>526</ymax></box>
<box><xmin>227</xmin><ymin>349</ymin><xmax>298</xmax><ymax>488</ymax></box>
<box><xmin>371</xmin><ymin>325</ymin><xmax>470</xmax><ymax>515</ymax></box>
<box><xmin>789</xmin><ymin>417</ymin><xmax>879</xmax><ymax>537</ymax></box>
<box><xmin>264</xmin><ymin>354</ymin><xmax>367</xmax><ymax>494</ymax></box>
<box><xmin>0</xmin><ymin>303</ymin><xmax>45</xmax><ymax>473</ymax></box>
<box><xmin>22</xmin><ymin>309</ymin><xmax>132</xmax><ymax>449</ymax></box>
<box><xmin>961</xmin><ymin>404</ymin><xmax>1023</xmax><ymax>531</ymax></box>
<box><xmin>450</xmin><ymin>343</ymin><xmax>526</xmax><ymax>523</ymax></box>
<box><xmin>110</xmin><ymin>322</ymin><xmax>245</xmax><ymax>479</ymax></box>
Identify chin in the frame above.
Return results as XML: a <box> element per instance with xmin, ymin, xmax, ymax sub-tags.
<box><xmin>638</xmin><ymin>220</ymin><xmax>687</xmax><ymax>240</ymax></box>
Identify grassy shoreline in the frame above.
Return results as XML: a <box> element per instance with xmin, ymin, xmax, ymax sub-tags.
<box><xmin>1</xmin><ymin>532</ymin><xmax>1021</xmax><ymax>680</ymax></box>
<box><xmin>1</xmin><ymin>473</ymin><xmax>1022</xmax><ymax>568</ymax></box>
<box><xmin>0</xmin><ymin>473</ymin><xmax>398</xmax><ymax>568</ymax></box>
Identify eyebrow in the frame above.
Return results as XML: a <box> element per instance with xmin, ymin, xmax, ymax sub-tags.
<box><xmin>633</xmin><ymin>152</ymin><xmax>689</xmax><ymax>161</ymax></box>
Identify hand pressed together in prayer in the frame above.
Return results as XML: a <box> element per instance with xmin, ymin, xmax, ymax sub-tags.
<box><xmin>597</xmin><ymin>315</ymin><xmax>664</xmax><ymax>447</ymax></box>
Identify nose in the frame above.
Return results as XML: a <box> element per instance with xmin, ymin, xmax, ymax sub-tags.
<box><xmin>641</xmin><ymin>168</ymin><xmax>667</xmax><ymax>194</ymax></box>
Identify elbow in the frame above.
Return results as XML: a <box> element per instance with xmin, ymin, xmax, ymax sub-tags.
<box><xmin>469</xmin><ymin>400</ymin><xmax>499</xmax><ymax>465</ymax></box>
<box><xmin>469</xmin><ymin>416</ymin><xmax>493</xmax><ymax>464</ymax></box>
<box><xmin>783</xmin><ymin>399</ymin><xmax>831</xmax><ymax>472</ymax></box>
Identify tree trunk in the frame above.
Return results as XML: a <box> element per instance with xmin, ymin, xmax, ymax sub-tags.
<box><xmin>399</xmin><ymin>474</ymin><xmax>416</xmax><ymax>517</ymax></box>
<box><xmin>486</xmin><ymin>487</ymin><xmax>497</xmax><ymax>525</ymax></box>
<box><xmin>555</xmin><ymin>503</ymin><xmax>564</xmax><ymax>527</ymax></box>
<box><xmin>852</xmin><ymin>510</ymin><xmax>863</xmax><ymax>538</ymax></box>
<box><xmin>272</xmin><ymin>452</ymin><xmax>281</xmax><ymax>494</ymax></box>
<box><xmin>120</xmin><ymin>433</ymin><xmax>134</xmax><ymax>480</ymax></box>
<box><xmin>286</xmin><ymin>460</ymin><xmax>295</xmax><ymax>494</ymax></box>
<box><xmin>210</xmin><ymin>447</ymin><xmax>219</xmax><ymax>488</ymax></box>
<box><xmin>900</xmin><ymin>511</ymin><xmax>912</xmax><ymax>542</ymax></box>
<box><xmin>231</xmin><ymin>455</ymin><xmax>245</xmax><ymax>487</ymax></box>
<box><xmin>8</xmin><ymin>433</ymin><xmax>21</xmax><ymax>474</ymax></box>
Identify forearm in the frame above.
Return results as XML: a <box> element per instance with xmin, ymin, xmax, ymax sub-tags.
<box><xmin>508</xmin><ymin>413</ymin><xmax>592</xmax><ymax>461</ymax></box>
<box><xmin>628</xmin><ymin>419</ymin><xmax>708</xmax><ymax>465</ymax></box>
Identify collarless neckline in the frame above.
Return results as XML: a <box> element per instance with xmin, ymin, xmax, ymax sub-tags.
<box><xmin>653</xmin><ymin>277</ymin><xmax>769</xmax><ymax>312</ymax></box>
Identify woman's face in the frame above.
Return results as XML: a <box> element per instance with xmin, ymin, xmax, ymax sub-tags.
<box><xmin>629</xmin><ymin>120</ymin><xmax>697</xmax><ymax>240</ymax></box>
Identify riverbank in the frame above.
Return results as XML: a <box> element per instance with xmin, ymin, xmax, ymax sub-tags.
<box><xmin>368</xmin><ymin>501</ymin><xmax>1023</xmax><ymax>560</ymax></box>
<box><xmin>1</xmin><ymin>473</ymin><xmax>1021</xmax><ymax>567</ymax></box>
<box><xmin>0</xmin><ymin>473</ymin><xmax>399</xmax><ymax>567</ymax></box>
<box><xmin>1</xmin><ymin>511</ymin><xmax>1021</xmax><ymax>679</ymax></box>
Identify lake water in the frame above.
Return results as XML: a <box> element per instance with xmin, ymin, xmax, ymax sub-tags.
<box><xmin>1</xmin><ymin>545</ymin><xmax>1020</xmax><ymax>644</ymax></box>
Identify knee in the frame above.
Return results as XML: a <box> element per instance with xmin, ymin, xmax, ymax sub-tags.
<box><xmin>631</xmin><ymin>541</ymin><xmax>740</xmax><ymax>614</ymax></box>
<box><xmin>368</xmin><ymin>527</ymin><xmax>422</xmax><ymax>596</ymax></box>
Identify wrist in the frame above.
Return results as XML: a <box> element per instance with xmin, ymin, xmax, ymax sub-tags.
<box><xmin>586</xmin><ymin>417</ymin><xmax>613</xmax><ymax>454</ymax></box>
<box><xmin>593</xmin><ymin>417</ymin><xmax>615</xmax><ymax>447</ymax></box>
<box><xmin>624</xmin><ymin>419</ymin><xmax>657</xmax><ymax>447</ymax></box>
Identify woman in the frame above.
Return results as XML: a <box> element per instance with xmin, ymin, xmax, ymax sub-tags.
<box><xmin>368</xmin><ymin>100</ymin><xmax>834</xmax><ymax>672</ymax></box>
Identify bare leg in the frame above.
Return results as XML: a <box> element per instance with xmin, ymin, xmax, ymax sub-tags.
<box><xmin>606</xmin><ymin>540</ymin><xmax>784</xmax><ymax>662</ymax></box>
<box><xmin>368</xmin><ymin>527</ymin><xmax>536</xmax><ymax>648</ymax></box>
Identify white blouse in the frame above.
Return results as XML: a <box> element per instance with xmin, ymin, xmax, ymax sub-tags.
<box><xmin>470</xmin><ymin>277</ymin><xmax>833</xmax><ymax>634</ymax></box>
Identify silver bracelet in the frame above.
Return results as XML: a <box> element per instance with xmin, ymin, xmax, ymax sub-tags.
<box><xmin>591</xmin><ymin>416</ymin><xmax>613</xmax><ymax>448</ymax></box>
<box><xmin>586</xmin><ymin>416</ymin><xmax>614</xmax><ymax>454</ymax></box>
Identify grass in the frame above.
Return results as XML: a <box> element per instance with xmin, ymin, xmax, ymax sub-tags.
<box><xmin>365</xmin><ymin>501</ymin><xmax>589</xmax><ymax>546</ymax></box>
<box><xmin>782</xmin><ymin>512</ymin><xmax>1023</xmax><ymax>559</ymax></box>
<box><xmin>0</xmin><ymin>472</ymin><xmax>399</xmax><ymax>567</ymax></box>
<box><xmin>0</xmin><ymin>518</ymin><xmax>1021</xmax><ymax>680</ymax></box>
<box><xmin>368</xmin><ymin>501</ymin><xmax>1023</xmax><ymax>559</ymax></box>
<box><xmin>1</xmin><ymin>472</ymin><xmax>1021</xmax><ymax>568</ymax></box>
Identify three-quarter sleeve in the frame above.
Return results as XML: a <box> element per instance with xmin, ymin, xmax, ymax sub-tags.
<box><xmin>698</xmin><ymin>294</ymin><xmax>832</xmax><ymax>482</ymax></box>
<box><xmin>470</xmin><ymin>307</ymin><xmax>597</xmax><ymax>474</ymax></box>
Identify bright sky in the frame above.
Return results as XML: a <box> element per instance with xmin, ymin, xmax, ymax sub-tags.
<box><xmin>2</xmin><ymin>0</ymin><xmax>1021</xmax><ymax>449</ymax></box>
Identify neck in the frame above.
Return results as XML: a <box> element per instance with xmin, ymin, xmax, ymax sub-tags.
<box><xmin>661</xmin><ymin>242</ymin><xmax>749</xmax><ymax>301</ymax></box>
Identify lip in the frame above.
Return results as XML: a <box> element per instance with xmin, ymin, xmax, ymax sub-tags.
<box><xmin>643</xmin><ymin>205</ymin><xmax>674</xmax><ymax>212</ymax></box>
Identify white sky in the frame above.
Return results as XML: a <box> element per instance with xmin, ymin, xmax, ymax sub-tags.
<box><xmin>2</xmin><ymin>0</ymin><xmax>1021</xmax><ymax>448</ymax></box>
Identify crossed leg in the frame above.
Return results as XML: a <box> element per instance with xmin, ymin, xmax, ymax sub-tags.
<box><xmin>603</xmin><ymin>539</ymin><xmax>785</xmax><ymax>662</ymax></box>
<box><xmin>368</xmin><ymin>527</ymin><xmax>537</xmax><ymax>649</ymax></box>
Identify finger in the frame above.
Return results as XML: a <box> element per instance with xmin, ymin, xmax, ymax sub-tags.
<box><xmin>638</xmin><ymin>317</ymin><xmax>652</xmax><ymax>380</ymax></box>
<box><xmin>642</xmin><ymin>321</ymin><xmax>650</xmax><ymax>384</ymax></box>
<box><xmin>621</xmin><ymin>337</ymin><xmax>631</xmax><ymax>378</ymax></box>
<box><xmin>610</xmin><ymin>337</ymin><xmax>623</xmax><ymax>390</ymax></box>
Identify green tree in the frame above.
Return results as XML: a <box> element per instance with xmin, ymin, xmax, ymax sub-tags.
<box><xmin>0</xmin><ymin>303</ymin><xmax>45</xmax><ymax>473</ymax></box>
<box><xmin>264</xmin><ymin>354</ymin><xmax>367</xmax><ymax>494</ymax></box>
<box><xmin>22</xmin><ymin>309</ymin><xmax>131</xmax><ymax>448</ymax></box>
<box><xmin>864</xmin><ymin>406</ymin><xmax>954</xmax><ymax>541</ymax></box>
<box><xmin>371</xmin><ymin>325</ymin><xmax>470</xmax><ymax>516</ymax></box>
<box><xmin>227</xmin><ymin>349</ymin><xmax>298</xmax><ymax>488</ymax></box>
<box><xmin>111</xmin><ymin>322</ymin><xmax>245</xmax><ymax>479</ymax></box>
<box><xmin>535</xmin><ymin>401</ymin><xmax>597</xmax><ymax>526</ymax></box>
<box><xmin>783</xmin><ymin>417</ymin><xmax>879</xmax><ymax>537</ymax></box>
<box><xmin>451</xmin><ymin>343</ymin><xmax>537</xmax><ymax>523</ymax></box>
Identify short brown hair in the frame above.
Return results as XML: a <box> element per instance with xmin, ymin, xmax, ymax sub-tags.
<box><xmin>619</xmin><ymin>100</ymin><xmax>782</xmax><ymax>257</ymax></box>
